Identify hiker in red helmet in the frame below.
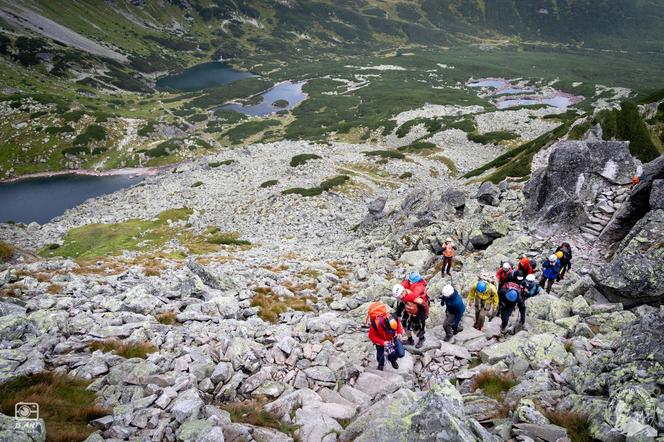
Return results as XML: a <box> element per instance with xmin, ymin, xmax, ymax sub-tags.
<box><xmin>517</xmin><ymin>256</ymin><xmax>534</xmax><ymax>276</ymax></box>
<box><xmin>367</xmin><ymin>302</ymin><xmax>405</xmax><ymax>370</ymax></box>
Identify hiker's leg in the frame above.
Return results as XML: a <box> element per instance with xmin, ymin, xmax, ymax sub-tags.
<box><xmin>443</xmin><ymin>313</ymin><xmax>454</xmax><ymax>339</ymax></box>
<box><xmin>500</xmin><ymin>305</ymin><xmax>513</xmax><ymax>330</ymax></box>
<box><xmin>376</xmin><ymin>344</ymin><xmax>385</xmax><ymax>368</ymax></box>
<box><xmin>539</xmin><ymin>276</ymin><xmax>546</xmax><ymax>289</ymax></box>
<box><xmin>546</xmin><ymin>278</ymin><xmax>554</xmax><ymax>293</ymax></box>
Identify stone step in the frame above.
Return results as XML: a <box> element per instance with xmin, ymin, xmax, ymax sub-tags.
<box><xmin>580</xmin><ymin>226</ymin><xmax>600</xmax><ymax>236</ymax></box>
<box><xmin>581</xmin><ymin>232</ymin><xmax>598</xmax><ymax>241</ymax></box>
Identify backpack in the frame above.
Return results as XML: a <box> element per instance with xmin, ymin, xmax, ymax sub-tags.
<box><xmin>405</xmin><ymin>301</ymin><xmax>419</xmax><ymax>315</ymax></box>
<box><xmin>367</xmin><ymin>302</ymin><xmax>388</xmax><ymax>322</ymax></box>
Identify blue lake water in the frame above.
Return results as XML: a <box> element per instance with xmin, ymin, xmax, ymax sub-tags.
<box><xmin>218</xmin><ymin>81</ymin><xmax>307</xmax><ymax>116</ymax></box>
<box><xmin>466</xmin><ymin>79</ymin><xmax>509</xmax><ymax>88</ymax></box>
<box><xmin>496</xmin><ymin>96</ymin><xmax>575</xmax><ymax>109</ymax></box>
<box><xmin>0</xmin><ymin>174</ymin><xmax>144</xmax><ymax>224</ymax></box>
<box><xmin>155</xmin><ymin>62</ymin><xmax>255</xmax><ymax>92</ymax></box>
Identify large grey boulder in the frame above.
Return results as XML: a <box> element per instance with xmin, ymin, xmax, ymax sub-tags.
<box><xmin>476</xmin><ymin>181</ymin><xmax>500</xmax><ymax>206</ymax></box>
<box><xmin>170</xmin><ymin>389</ymin><xmax>204</xmax><ymax>423</ymax></box>
<box><xmin>524</xmin><ymin>140</ymin><xmax>640</xmax><ymax>228</ymax></box>
<box><xmin>0</xmin><ymin>412</ymin><xmax>45</xmax><ymax>442</ymax></box>
<box><xmin>367</xmin><ymin>197</ymin><xmax>387</xmax><ymax>217</ymax></box>
<box><xmin>601</xmin><ymin>155</ymin><xmax>664</xmax><ymax>243</ymax></box>
<box><xmin>398</xmin><ymin>250</ymin><xmax>434</xmax><ymax>274</ymax></box>
<box><xmin>568</xmin><ymin>310</ymin><xmax>664</xmax><ymax>439</ymax></box>
<box><xmin>440</xmin><ymin>188</ymin><xmax>466</xmax><ymax>210</ymax></box>
<box><xmin>593</xmin><ymin>208</ymin><xmax>664</xmax><ymax>306</ymax></box>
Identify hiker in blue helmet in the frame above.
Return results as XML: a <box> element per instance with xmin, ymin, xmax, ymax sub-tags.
<box><xmin>498</xmin><ymin>283</ymin><xmax>526</xmax><ymax>334</ymax></box>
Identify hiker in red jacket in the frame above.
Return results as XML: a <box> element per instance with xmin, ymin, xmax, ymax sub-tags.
<box><xmin>517</xmin><ymin>256</ymin><xmax>534</xmax><ymax>276</ymax></box>
<box><xmin>367</xmin><ymin>302</ymin><xmax>405</xmax><ymax>370</ymax></box>
<box><xmin>394</xmin><ymin>272</ymin><xmax>429</xmax><ymax>348</ymax></box>
<box><xmin>496</xmin><ymin>262</ymin><xmax>514</xmax><ymax>290</ymax></box>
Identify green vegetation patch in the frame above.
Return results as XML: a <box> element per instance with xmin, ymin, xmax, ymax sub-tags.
<box><xmin>224</xmin><ymin>119</ymin><xmax>280</xmax><ymax>144</ymax></box>
<box><xmin>397</xmin><ymin>141</ymin><xmax>437</xmax><ymax>153</ymax></box>
<box><xmin>363</xmin><ymin>150</ymin><xmax>406</xmax><ymax>159</ymax></box>
<box><xmin>597</xmin><ymin>102</ymin><xmax>660</xmax><ymax>162</ymax></box>
<box><xmin>220</xmin><ymin>398</ymin><xmax>299</xmax><ymax>436</ymax></box>
<box><xmin>209</xmin><ymin>159</ymin><xmax>234</xmax><ymax>167</ymax></box>
<box><xmin>282</xmin><ymin>175</ymin><xmax>350</xmax><ymax>197</ymax></box>
<box><xmin>72</xmin><ymin>125</ymin><xmax>107</xmax><ymax>147</ymax></box>
<box><xmin>141</xmin><ymin>139</ymin><xmax>183</xmax><ymax>158</ymax></box>
<box><xmin>470</xmin><ymin>370</ymin><xmax>517</xmax><ymax>402</ymax></box>
<box><xmin>290</xmin><ymin>153</ymin><xmax>322</xmax><ymax>167</ymax></box>
<box><xmin>137</xmin><ymin>122</ymin><xmax>156</xmax><ymax>137</ymax></box>
<box><xmin>541</xmin><ymin>409</ymin><xmax>592</xmax><ymax>442</ymax></box>
<box><xmin>260</xmin><ymin>179</ymin><xmax>279</xmax><ymax>188</ymax></box>
<box><xmin>0</xmin><ymin>372</ymin><xmax>109</xmax><ymax>442</ymax></box>
<box><xmin>250</xmin><ymin>287</ymin><xmax>315</xmax><ymax>323</ymax></box>
<box><xmin>464</xmin><ymin>120</ymin><xmax>574</xmax><ymax>183</ymax></box>
<box><xmin>468</xmin><ymin>131</ymin><xmax>519</xmax><ymax>145</ymax></box>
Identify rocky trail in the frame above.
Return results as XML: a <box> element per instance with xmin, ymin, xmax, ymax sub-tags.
<box><xmin>0</xmin><ymin>139</ymin><xmax>663</xmax><ymax>442</ymax></box>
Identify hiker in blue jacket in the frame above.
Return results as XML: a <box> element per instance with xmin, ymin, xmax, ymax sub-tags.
<box><xmin>441</xmin><ymin>284</ymin><xmax>465</xmax><ymax>342</ymax></box>
<box><xmin>540</xmin><ymin>254</ymin><xmax>562</xmax><ymax>293</ymax></box>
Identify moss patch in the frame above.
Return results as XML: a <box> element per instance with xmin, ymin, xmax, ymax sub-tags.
<box><xmin>250</xmin><ymin>287</ymin><xmax>315</xmax><ymax>323</ymax></box>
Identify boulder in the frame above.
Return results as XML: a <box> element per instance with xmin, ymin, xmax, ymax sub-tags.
<box><xmin>175</xmin><ymin>419</ymin><xmax>224</xmax><ymax>442</ymax></box>
<box><xmin>440</xmin><ymin>188</ymin><xmax>466</xmax><ymax>210</ymax></box>
<box><xmin>294</xmin><ymin>408</ymin><xmax>341</xmax><ymax>442</ymax></box>
<box><xmin>601</xmin><ymin>155</ymin><xmax>664</xmax><ymax>243</ymax></box>
<box><xmin>476</xmin><ymin>181</ymin><xmax>500</xmax><ymax>206</ymax></box>
<box><xmin>0</xmin><ymin>316</ymin><xmax>38</xmax><ymax>343</ymax></box>
<box><xmin>0</xmin><ymin>412</ymin><xmax>46</xmax><ymax>442</ymax></box>
<box><xmin>121</xmin><ymin>284</ymin><xmax>163</xmax><ymax>315</ymax></box>
<box><xmin>367</xmin><ymin>197</ymin><xmax>387</xmax><ymax>216</ymax></box>
<box><xmin>524</xmin><ymin>140</ymin><xmax>639</xmax><ymax>228</ymax></box>
<box><xmin>397</xmin><ymin>250</ymin><xmax>434</xmax><ymax>273</ymax></box>
<box><xmin>170</xmin><ymin>388</ymin><xmax>204</xmax><ymax>423</ymax></box>
<box><xmin>593</xmin><ymin>208</ymin><xmax>664</xmax><ymax>306</ymax></box>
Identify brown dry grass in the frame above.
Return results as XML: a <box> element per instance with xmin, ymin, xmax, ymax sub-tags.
<box><xmin>321</xmin><ymin>334</ymin><xmax>336</xmax><ymax>344</ymax></box>
<box><xmin>262</xmin><ymin>263</ymin><xmax>290</xmax><ymax>273</ymax></box>
<box><xmin>0</xmin><ymin>241</ymin><xmax>14</xmax><ymax>262</ymax></box>
<box><xmin>541</xmin><ymin>409</ymin><xmax>592</xmax><ymax>442</ymax></box>
<box><xmin>219</xmin><ymin>398</ymin><xmax>298</xmax><ymax>436</ymax></box>
<box><xmin>283</xmin><ymin>280</ymin><xmax>317</xmax><ymax>293</ymax></box>
<box><xmin>329</xmin><ymin>260</ymin><xmax>351</xmax><ymax>278</ymax></box>
<box><xmin>338</xmin><ymin>282</ymin><xmax>353</xmax><ymax>297</ymax></box>
<box><xmin>88</xmin><ymin>339</ymin><xmax>157</xmax><ymax>359</ymax></box>
<box><xmin>47</xmin><ymin>284</ymin><xmax>61</xmax><ymax>294</ymax></box>
<box><xmin>250</xmin><ymin>287</ymin><xmax>315</xmax><ymax>323</ymax></box>
<box><xmin>155</xmin><ymin>311</ymin><xmax>178</xmax><ymax>325</ymax></box>
<box><xmin>0</xmin><ymin>372</ymin><xmax>110</xmax><ymax>442</ymax></box>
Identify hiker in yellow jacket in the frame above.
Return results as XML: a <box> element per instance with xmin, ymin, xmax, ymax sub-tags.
<box><xmin>467</xmin><ymin>279</ymin><xmax>499</xmax><ymax>331</ymax></box>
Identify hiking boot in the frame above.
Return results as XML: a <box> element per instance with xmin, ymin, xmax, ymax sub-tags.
<box><xmin>405</xmin><ymin>337</ymin><xmax>415</xmax><ymax>346</ymax></box>
<box><xmin>416</xmin><ymin>337</ymin><xmax>425</xmax><ymax>348</ymax></box>
<box><xmin>443</xmin><ymin>335</ymin><xmax>452</xmax><ymax>342</ymax></box>
<box><xmin>377</xmin><ymin>364</ymin><xmax>384</xmax><ymax>371</ymax></box>
<box><xmin>454</xmin><ymin>325</ymin><xmax>464</xmax><ymax>334</ymax></box>
<box><xmin>390</xmin><ymin>360</ymin><xmax>399</xmax><ymax>369</ymax></box>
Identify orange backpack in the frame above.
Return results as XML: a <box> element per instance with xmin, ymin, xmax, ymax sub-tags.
<box><xmin>367</xmin><ymin>302</ymin><xmax>388</xmax><ymax>323</ymax></box>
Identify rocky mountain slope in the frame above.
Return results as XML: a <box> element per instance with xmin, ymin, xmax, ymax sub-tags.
<box><xmin>1</xmin><ymin>137</ymin><xmax>663</xmax><ymax>441</ymax></box>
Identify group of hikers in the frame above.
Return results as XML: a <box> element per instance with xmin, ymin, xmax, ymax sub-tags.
<box><xmin>366</xmin><ymin>238</ymin><xmax>573</xmax><ymax>371</ymax></box>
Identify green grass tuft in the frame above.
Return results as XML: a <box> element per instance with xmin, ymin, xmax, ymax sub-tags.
<box><xmin>363</xmin><ymin>150</ymin><xmax>405</xmax><ymax>159</ymax></box>
<box><xmin>89</xmin><ymin>339</ymin><xmax>157</xmax><ymax>359</ymax></box>
<box><xmin>470</xmin><ymin>370</ymin><xmax>517</xmax><ymax>402</ymax></box>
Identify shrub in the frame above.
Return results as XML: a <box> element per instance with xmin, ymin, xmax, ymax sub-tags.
<box><xmin>137</xmin><ymin>122</ymin><xmax>156</xmax><ymax>137</ymax></box>
<box><xmin>290</xmin><ymin>153</ymin><xmax>322</xmax><ymax>167</ymax></box>
<box><xmin>470</xmin><ymin>370</ymin><xmax>517</xmax><ymax>402</ymax></box>
<box><xmin>468</xmin><ymin>131</ymin><xmax>519</xmax><ymax>144</ymax></box>
<box><xmin>399</xmin><ymin>172</ymin><xmax>413</xmax><ymax>179</ymax></box>
<box><xmin>0</xmin><ymin>241</ymin><xmax>14</xmax><ymax>262</ymax></box>
<box><xmin>282</xmin><ymin>187</ymin><xmax>323</xmax><ymax>197</ymax></box>
<box><xmin>319</xmin><ymin>175</ymin><xmax>349</xmax><ymax>190</ymax></box>
<box><xmin>0</xmin><ymin>372</ymin><xmax>110</xmax><ymax>442</ymax></box>
<box><xmin>273</xmin><ymin>99</ymin><xmax>289</xmax><ymax>108</ymax></box>
<box><xmin>72</xmin><ymin>125</ymin><xmax>107</xmax><ymax>147</ymax></box>
<box><xmin>260</xmin><ymin>179</ymin><xmax>278</xmax><ymax>188</ymax></box>
<box><xmin>88</xmin><ymin>339</ymin><xmax>158</xmax><ymax>359</ymax></box>
<box><xmin>209</xmin><ymin>160</ymin><xmax>234</xmax><ymax>167</ymax></box>
<box><xmin>398</xmin><ymin>141</ymin><xmax>437</xmax><ymax>152</ymax></box>
<box><xmin>142</xmin><ymin>139</ymin><xmax>182</xmax><ymax>157</ymax></box>
<box><xmin>191</xmin><ymin>181</ymin><xmax>204</xmax><ymax>187</ymax></box>
<box><xmin>206</xmin><ymin>232</ymin><xmax>251</xmax><ymax>246</ymax></box>
<box><xmin>363</xmin><ymin>150</ymin><xmax>405</xmax><ymax>159</ymax></box>
<box><xmin>62</xmin><ymin>110</ymin><xmax>86</xmax><ymax>123</ymax></box>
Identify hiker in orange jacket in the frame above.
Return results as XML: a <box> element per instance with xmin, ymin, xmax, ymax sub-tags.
<box><xmin>394</xmin><ymin>272</ymin><xmax>429</xmax><ymax>348</ymax></box>
<box><xmin>367</xmin><ymin>302</ymin><xmax>405</xmax><ymax>370</ymax></box>
<box><xmin>440</xmin><ymin>237</ymin><xmax>456</xmax><ymax>276</ymax></box>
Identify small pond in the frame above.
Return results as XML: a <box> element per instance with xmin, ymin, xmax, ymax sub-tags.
<box><xmin>0</xmin><ymin>174</ymin><xmax>145</xmax><ymax>224</ymax></box>
<box><xmin>155</xmin><ymin>62</ymin><xmax>255</xmax><ymax>92</ymax></box>
<box><xmin>217</xmin><ymin>81</ymin><xmax>307</xmax><ymax>116</ymax></box>
<box><xmin>466</xmin><ymin>79</ymin><xmax>510</xmax><ymax>89</ymax></box>
<box><xmin>496</xmin><ymin>95</ymin><xmax>577</xmax><ymax>109</ymax></box>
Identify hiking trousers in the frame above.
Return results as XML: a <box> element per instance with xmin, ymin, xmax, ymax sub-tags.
<box><xmin>473</xmin><ymin>299</ymin><xmax>493</xmax><ymax>330</ymax></box>
<box><xmin>443</xmin><ymin>312</ymin><xmax>461</xmax><ymax>338</ymax></box>
<box><xmin>376</xmin><ymin>340</ymin><xmax>405</xmax><ymax>367</ymax></box>
<box><xmin>442</xmin><ymin>256</ymin><xmax>453</xmax><ymax>275</ymax></box>
<box><xmin>539</xmin><ymin>276</ymin><xmax>555</xmax><ymax>293</ymax></box>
